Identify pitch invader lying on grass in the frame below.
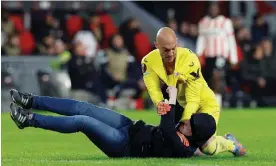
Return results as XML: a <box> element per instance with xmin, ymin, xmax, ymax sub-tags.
<box><xmin>10</xmin><ymin>87</ymin><xmax>219</xmax><ymax>158</ymax></box>
<box><xmin>142</xmin><ymin>27</ymin><xmax>246</xmax><ymax>156</ymax></box>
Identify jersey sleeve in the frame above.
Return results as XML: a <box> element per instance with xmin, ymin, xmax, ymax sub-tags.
<box><xmin>224</xmin><ymin>19</ymin><xmax>238</xmax><ymax>65</ymax></box>
<box><xmin>196</xmin><ymin>19</ymin><xmax>206</xmax><ymax>57</ymax></box>
<box><xmin>179</xmin><ymin>53</ymin><xmax>202</xmax><ymax>121</ymax></box>
<box><xmin>142</xmin><ymin>61</ymin><xmax>164</xmax><ymax>105</ymax></box>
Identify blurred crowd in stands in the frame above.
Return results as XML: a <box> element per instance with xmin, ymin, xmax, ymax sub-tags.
<box><xmin>2</xmin><ymin>1</ymin><xmax>276</xmax><ymax>108</ymax></box>
<box><xmin>1</xmin><ymin>4</ymin><xmax>152</xmax><ymax>108</ymax></box>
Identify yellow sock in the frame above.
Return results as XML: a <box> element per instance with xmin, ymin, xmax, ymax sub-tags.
<box><xmin>202</xmin><ymin>136</ymin><xmax>235</xmax><ymax>155</ymax></box>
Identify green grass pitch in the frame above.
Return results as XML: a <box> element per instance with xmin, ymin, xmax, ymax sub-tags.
<box><xmin>2</xmin><ymin>108</ymin><xmax>276</xmax><ymax>166</ymax></box>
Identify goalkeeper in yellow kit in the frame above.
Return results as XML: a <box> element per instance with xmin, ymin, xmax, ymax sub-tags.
<box><xmin>142</xmin><ymin>27</ymin><xmax>246</xmax><ymax>156</ymax></box>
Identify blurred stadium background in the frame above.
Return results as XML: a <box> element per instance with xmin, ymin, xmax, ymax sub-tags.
<box><xmin>2</xmin><ymin>1</ymin><xmax>276</xmax><ymax>112</ymax></box>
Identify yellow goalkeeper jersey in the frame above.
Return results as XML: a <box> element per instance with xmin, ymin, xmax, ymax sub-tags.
<box><xmin>141</xmin><ymin>47</ymin><xmax>220</xmax><ymax>122</ymax></box>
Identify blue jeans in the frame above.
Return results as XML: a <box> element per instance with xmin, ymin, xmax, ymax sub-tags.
<box><xmin>30</xmin><ymin>96</ymin><xmax>133</xmax><ymax>157</ymax></box>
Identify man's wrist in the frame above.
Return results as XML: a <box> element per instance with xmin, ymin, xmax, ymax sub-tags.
<box><xmin>168</xmin><ymin>95</ymin><xmax>176</xmax><ymax>105</ymax></box>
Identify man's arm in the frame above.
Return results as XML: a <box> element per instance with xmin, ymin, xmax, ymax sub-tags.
<box><xmin>225</xmin><ymin>19</ymin><xmax>238</xmax><ymax>65</ymax></box>
<box><xmin>159</xmin><ymin>87</ymin><xmax>195</xmax><ymax>158</ymax></box>
<box><xmin>196</xmin><ymin>20</ymin><xmax>206</xmax><ymax>57</ymax></box>
<box><xmin>181</xmin><ymin>80</ymin><xmax>202</xmax><ymax>121</ymax></box>
<box><xmin>141</xmin><ymin>61</ymin><xmax>164</xmax><ymax>105</ymax></box>
<box><xmin>180</xmin><ymin>55</ymin><xmax>202</xmax><ymax>121</ymax></box>
<box><xmin>142</xmin><ymin>58</ymin><xmax>173</xmax><ymax>115</ymax></box>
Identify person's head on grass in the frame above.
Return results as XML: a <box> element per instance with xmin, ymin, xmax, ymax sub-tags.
<box><xmin>178</xmin><ymin>113</ymin><xmax>216</xmax><ymax>140</ymax></box>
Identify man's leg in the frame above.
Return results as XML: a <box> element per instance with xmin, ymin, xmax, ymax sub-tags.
<box><xmin>201</xmin><ymin>135</ymin><xmax>235</xmax><ymax>155</ymax></box>
<box><xmin>10</xmin><ymin>89</ymin><xmax>132</xmax><ymax>129</ymax></box>
<box><xmin>33</xmin><ymin>114</ymin><xmax>130</xmax><ymax>157</ymax></box>
<box><xmin>201</xmin><ymin>135</ymin><xmax>246</xmax><ymax>156</ymax></box>
<box><xmin>32</xmin><ymin>96</ymin><xmax>133</xmax><ymax>129</ymax></box>
<box><xmin>10</xmin><ymin>103</ymin><xmax>131</xmax><ymax>157</ymax></box>
<box><xmin>199</xmin><ymin>111</ymin><xmax>234</xmax><ymax>155</ymax></box>
<box><xmin>200</xmin><ymin>108</ymin><xmax>246</xmax><ymax>156</ymax></box>
<box><xmin>199</xmin><ymin>125</ymin><xmax>246</xmax><ymax>156</ymax></box>
<box><xmin>212</xmin><ymin>70</ymin><xmax>222</xmax><ymax>107</ymax></box>
<box><xmin>204</xmin><ymin>57</ymin><xmax>223</xmax><ymax>107</ymax></box>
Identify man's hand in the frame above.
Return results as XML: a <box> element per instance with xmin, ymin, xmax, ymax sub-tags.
<box><xmin>177</xmin><ymin>131</ymin><xmax>190</xmax><ymax>147</ymax></box>
<box><xmin>157</xmin><ymin>86</ymin><xmax>177</xmax><ymax>115</ymax></box>
<box><xmin>157</xmin><ymin>101</ymin><xmax>171</xmax><ymax>115</ymax></box>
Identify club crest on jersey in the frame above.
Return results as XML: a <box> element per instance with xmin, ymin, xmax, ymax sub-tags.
<box><xmin>190</xmin><ymin>68</ymin><xmax>200</xmax><ymax>81</ymax></box>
